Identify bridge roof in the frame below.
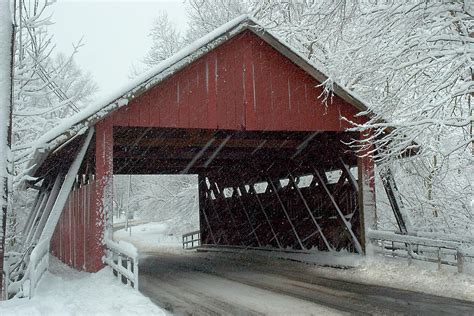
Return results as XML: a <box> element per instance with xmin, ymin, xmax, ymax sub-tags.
<box><xmin>26</xmin><ymin>15</ymin><xmax>373</xmax><ymax>182</ymax></box>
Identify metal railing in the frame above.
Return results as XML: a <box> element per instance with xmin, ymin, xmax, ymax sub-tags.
<box><xmin>368</xmin><ymin>229</ymin><xmax>474</xmax><ymax>273</ymax></box>
<box><xmin>104</xmin><ymin>239</ymin><xmax>139</xmax><ymax>289</ymax></box>
<box><xmin>182</xmin><ymin>230</ymin><xmax>201</xmax><ymax>249</ymax></box>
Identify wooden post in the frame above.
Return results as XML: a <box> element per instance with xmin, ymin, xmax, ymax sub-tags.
<box><xmin>457</xmin><ymin>249</ymin><xmax>464</xmax><ymax>273</ymax></box>
<box><xmin>358</xmin><ymin>130</ymin><xmax>377</xmax><ymax>254</ymax></box>
<box><xmin>198</xmin><ymin>175</ymin><xmax>216</xmax><ymax>245</ymax></box>
<box><xmin>90</xmin><ymin>118</ymin><xmax>113</xmax><ymax>272</ymax></box>
<box><xmin>208</xmin><ymin>176</ymin><xmax>244</xmax><ymax>245</ymax></box>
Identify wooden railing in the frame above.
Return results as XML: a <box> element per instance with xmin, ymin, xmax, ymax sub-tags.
<box><xmin>368</xmin><ymin>229</ymin><xmax>474</xmax><ymax>273</ymax></box>
<box><xmin>104</xmin><ymin>239</ymin><xmax>139</xmax><ymax>289</ymax></box>
<box><xmin>183</xmin><ymin>230</ymin><xmax>201</xmax><ymax>249</ymax></box>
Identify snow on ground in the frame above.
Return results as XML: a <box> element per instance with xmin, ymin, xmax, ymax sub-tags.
<box><xmin>115</xmin><ymin>222</ymin><xmax>474</xmax><ymax>302</ymax></box>
<box><xmin>0</xmin><ymin>257</ymin><xmax>166</xmax><ymax>316</ymax></box>
<box><xmin>308</xmin><ymin>255</ymin><xmax>474</xmax><ymax>302</ymax></box>
<box><xmin>201</xmin><ymin>247</ymin><xmax>474</xmax><ymax>302</ymax></box>
<box><xmin>315</xmin><ymin>253</ymin><xmax>473</xmax><ymax>302</ymax></box>
<box><xmin>114</xmin><ymin>221</ymin><xmax>183</xmax><ymax>253</ymax></box>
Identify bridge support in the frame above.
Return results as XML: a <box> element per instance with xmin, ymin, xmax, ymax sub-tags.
<box><xmin>199</xmin><ymin>158</ymin><xmax>364</xmax><ymax>253</ymax></box>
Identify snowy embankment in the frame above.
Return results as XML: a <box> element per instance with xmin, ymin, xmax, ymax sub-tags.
<box><xmin>0</xmin><ymin>257</ymin><xmax>166</xmax><ymax>316</ymax></box>
<box><xmin>114</xmin><ymin>221</ymin><xmax>183</xmax><ymax>253</ymax></box>
<box><xmin>309</xmin><ymin>256</ymin><xmax>474</xmax><ymax>302</ymax></box>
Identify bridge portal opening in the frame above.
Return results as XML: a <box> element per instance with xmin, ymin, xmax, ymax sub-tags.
<box><xmin>112</xmin><ymin>174</ymin><xmax>200</xmax><ymax>251</ymax></box>
<box><xmin>113</xmin><ymin>126</ymin><xmax>363</xmax><ymax>253</ymax></box>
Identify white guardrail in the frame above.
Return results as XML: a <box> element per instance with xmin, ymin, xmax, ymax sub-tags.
<box><xmin>104</xmin><ymin>239</ymin><xmax>139</xmax><ymax>290</ymax></box>
<box><xmin>4</xmin><ymin>238</ymin><xmax>50</xmax><ymax>298</ymax></box>
<box><xmin>367</xmin><ymin>229</ymin><xmax>474</xmax><ymax>273</ymax></box>
<box><xmin>182</xmin><ymin>230</ymin><xmax>201</xmax><ymax>249</ymax></box>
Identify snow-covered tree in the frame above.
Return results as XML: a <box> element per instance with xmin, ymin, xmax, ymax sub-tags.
<box><xmin>0</xmin><ymin>0</ymin><xmax>14</xmax><ymax>299</ymax></box>
<box><xmin>138</xmin><ymin>0</ymin><xmax>474</xmax><ymax>236</ymax></box>
<box><xmin>184</xmin><ymin>0</ymin><xmax>249</xmax><ymax>42</ymax></box>
<box><xmin>8</xmin><ymin>0</ymin><xmax>98</xmax><ymax>246</ymax></box>
<box><xmin>144</xmin><ymin>11</ymin><xmax>184</xmax><ymax>68</ymax></box>
<box><xmin>113</xmin><ymin>175</ymin><xmax>199</xmax><ymax>234</ymax></box>
<box><xmin>12</xmin><ymin>0</ymin><xmax>97</xmax><ymax>165</ymax></box>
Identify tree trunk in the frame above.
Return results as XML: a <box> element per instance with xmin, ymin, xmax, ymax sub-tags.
<box><xmin>0</xmin><ymin>0</ymin><xmax>14</xmax><ymax>300</ymax></box>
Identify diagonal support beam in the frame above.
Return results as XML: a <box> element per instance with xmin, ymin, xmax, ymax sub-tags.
<box><xmin>339</xmin><ymin>158</ymin><xmax>358</xmax><ymax>193</ymax></box>
<box><xmin>380</xmin><ymin>167</ymin><xmax>409</xmax><ymax>234</ymax></box>
<box><xmin>288</xmin><ymin>173</ymin><xmax>332</xmax><ymax>251</ymax></box>
<box><xmin>247</xmin><ymin>185</ymin><xmax>283</xmax><ymax>249</ymax></box>
<box><xmin>234</xmin><ymin>185</ymin><xmax>262</xmax><ymax>247</ymax></box>
<box><xmin>39</xmin><ymin>128</ymin><xmax>94</xmax><ymax>243</ymax></box>
<box><xmin>268</xmin><ymin>178</ymin><xmax>305</xmax><ymax>250</ymax></box>
<box><xmin>314</xmin><ymin>168</ymin><xmax>363</xmax><ymax>254</ymax></box>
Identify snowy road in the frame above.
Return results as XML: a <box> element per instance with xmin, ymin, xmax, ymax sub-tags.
<box><xmin>138</xmin><ymin>251</ymin><xmax>474</xmax><ymax>315</ymax></box>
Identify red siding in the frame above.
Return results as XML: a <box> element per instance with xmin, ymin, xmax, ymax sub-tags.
<box><xmin>110</xmin><ymin>31</ymin><xmax>366</xmax><ymax>131</ymax></box>
<box><xmin>50</xmin><ymin>181</ymin><xmax>96</xmax><ymax>271</ymax></box>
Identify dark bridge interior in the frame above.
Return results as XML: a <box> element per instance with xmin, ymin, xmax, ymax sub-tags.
<box><xmin>111</xmin><ymin>127</ymin><xmax>362</xmax><ymax>252</ymax></box>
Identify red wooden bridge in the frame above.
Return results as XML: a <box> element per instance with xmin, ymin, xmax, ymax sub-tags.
<box><xmin>14</xmin><ymin>16</ymin><xmax>382</xmax><ymax>296</ymax></box>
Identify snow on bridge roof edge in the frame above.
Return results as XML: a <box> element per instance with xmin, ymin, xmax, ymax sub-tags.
<box><xmin>24</xmin><ymin>14</ymin><xmax>373</xmax><ymax>183</ymax></box>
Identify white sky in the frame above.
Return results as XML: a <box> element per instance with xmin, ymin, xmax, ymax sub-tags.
<box><xmin>49</xmin><ymin>0</ymin><xmax>188</xmax><ymax>99</ymax></box>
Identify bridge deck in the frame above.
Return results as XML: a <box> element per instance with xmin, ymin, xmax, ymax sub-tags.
<box><xmin>139</xmin><ymin>251</ymin><xmax>474</xmax><ymax>315</ymax></box>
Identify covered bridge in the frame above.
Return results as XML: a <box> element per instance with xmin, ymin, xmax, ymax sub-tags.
<box><xmin>23</xmin><ymin>16</ymin><xmax>377</xmax><ymax>273</ymax></box>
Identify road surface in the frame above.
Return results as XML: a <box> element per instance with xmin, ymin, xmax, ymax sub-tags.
<box><xmin>139</xmin><ymin>250</ymin><xmax>474</xmax><ymax>315</ymax></box>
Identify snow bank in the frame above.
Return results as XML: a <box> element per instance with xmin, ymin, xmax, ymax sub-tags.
<box><xmin>114</xmin><ymin>222</ymin><xmax>183</xmax><ymax>253</ymax></box>
<box><xmin>0</xmin><ymin>256</ymin><xmax>165</xmax><ymax>316</ymax></box>
<box><xmin>309</xmin><ymin>256</ymin><xmax>474</xmax><ymax>302</ymax></box>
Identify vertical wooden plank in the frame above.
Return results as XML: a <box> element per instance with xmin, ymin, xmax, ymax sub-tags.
<box><xmin>161</xmin><ymin>79</ymin><xmax>179</xmax><ymax>128</ymax></box>
<box><xmin>261</xmin><ymin>40</ymin><xmax>275</xmax><ymax>131</ymax></box>
<box><xmin>127</xmin><ymin>100</ymin><xmax>141</xmax><ymax>127</ymax></box>
<box><xmin>59</xmin><ymin>203</ymin><xmax>63</xmax><ymax>262</ymax></box>
<box><xmin>76</xmin><ymin>185</ymin><xmax>84</xmax><ymax>269</ymax></box>
<box><xmin>83</xmin><ymin>182</ymin><xmax>88</xmax><ymax>270</ymax></box>
<box><xmin>216</xmin><ymin>46</ymin><xmax>228</xmax><ymax>129</ymax></box>
<box><xmin>65</xmin><ymin>195</ymin><xmax>70</xmax><ymax>265</ymax></box>
<box><xmin>300</xmin><ymin>76</ymin><xmax>314</xmax><ymax>131</ymax></box>
<box><xmin>198</xmin><ymin>60</ymin><xmax>210</xmax><ymax>128</ymax></box>
<box><xmin>207</xmin><ymin>52</ymin><xmax>218</xmax><ymax>128</ymax></box>
<box><xmin>113</xmin><ymin>107</ymin><xmax>131</xmax><ymax>127</ymax></box>
<box><xmin>86</xmin><ymin>181</ymin><xmax>94</xmax><ymax>271</ymax></box>
<box><xmin>253</xmin><ymin>36</ymin><xmax>267</xmax><ymax>130</ymax></box>
<box><xmin>72</xmin><ymin>188</ymin><xmax>77</xmax><ymax>268</ymax></box>
<box><xmin>189</xmin><ymin>61</ymin><xmax>208</xmax><ymax>128</ymax></box>
<box><xmin>233</xmin><ymin>37</ymin><xmax>246</xmax><ymax>130</ymax></box>
<box><xmin>225</xmin><ymin>36</ymin><xmax>241</xmax><ymax>130</ymax></box>
<box><xmin>92</xmin><ymin>118</ymin><xmax>113</xmax><ymax>272</ymax></box>
<box><xmin>177</xmin><ymin>72</ymin><xmax>190</xmax><ymax>128</ymax></box>
<box><xmin>138</xmin><ymin>91</ymin><xmax>153</xmax><ymax>127</ymax></box>
<box><xmin>148</xmin><ymin>87</ymin><xmax>161</xmax><ymax>127</ymax></box>
<box><xmin>242</xmin><ymin>32</ymin><xmax>255</xmax><ymax>130</ymax></box>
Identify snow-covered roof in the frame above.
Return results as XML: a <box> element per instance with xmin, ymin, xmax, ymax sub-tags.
<box><xmin>26</xmin><ymin>15</ymin><xmax>371</xmax><ymax>181</ymax></box>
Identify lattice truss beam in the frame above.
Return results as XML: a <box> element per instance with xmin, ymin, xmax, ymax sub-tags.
<box><xmin>199</xmin><ymin>158</ymin><xmax>363</xmax><ymax>253</ymax></box>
